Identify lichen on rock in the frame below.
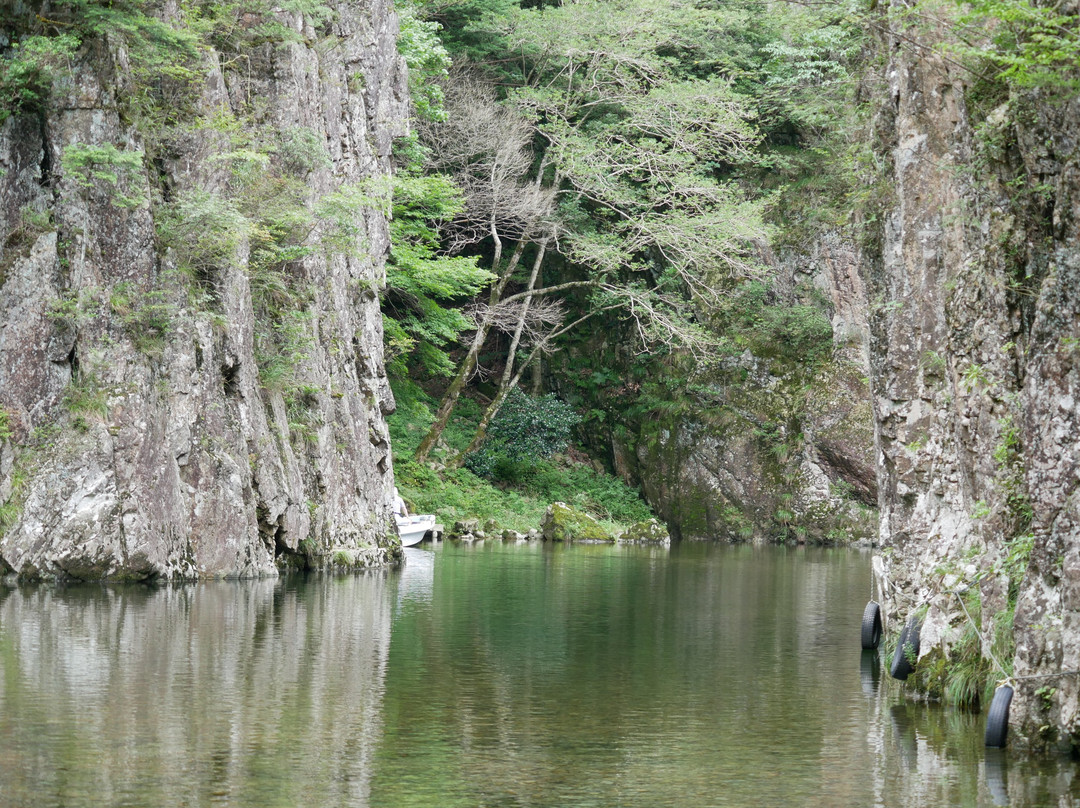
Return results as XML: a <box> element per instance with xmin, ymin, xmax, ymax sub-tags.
<box><xmin>0</xmin><ymin>1</ymin><xmax>409</xmax><ymax>581</ymax></box>
<box><xmin>616</xmin><ymin>518</ymin><xmax>670</xmax><ymax>545</ymax></box>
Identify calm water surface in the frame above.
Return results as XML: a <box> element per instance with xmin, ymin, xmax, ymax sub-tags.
<box><xmin>1</xmin><ymin>542</ymin><xmax>1077</xmax><ymax>807</ymax></box>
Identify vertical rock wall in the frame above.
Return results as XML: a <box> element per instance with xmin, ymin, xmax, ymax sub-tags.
<box><xmin>0</xmin><ymin>2</ymin><xmax>408</xmax><ymax>580</ymax></box>
<box><xmin>866</xmin><ymin>1</ymin><xmax>1080</xmax><ymax>751</ymax></box>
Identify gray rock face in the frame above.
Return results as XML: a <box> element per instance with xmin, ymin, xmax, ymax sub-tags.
<box><xmin>0</xmin><ymin>3</ymin><xmax>408</xmax><ymax>579</ymax></box>
<box><xmin>620</xmin><ymin>234</ymin><xmax>877</xmax><ymax>544</ymax></box>
<box><xmin>866</xmin><ymin>10</ymin><xmax>1080</xmax><ymax>750</ymax></box>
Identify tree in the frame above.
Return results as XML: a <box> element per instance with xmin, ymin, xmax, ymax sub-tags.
<box><xmin>383</xmin><ymin>174</ymin><xmax>496</xmax><ymax>377</ymax></box>
<box><xmin>411</xmin><ymin>0</ymin><xmax>770</xmax><ymax>465</ymax></box>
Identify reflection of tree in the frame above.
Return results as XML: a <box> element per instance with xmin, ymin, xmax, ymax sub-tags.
<box><xmin>0</xmin><ymin>577</ymin><xmax>393</xmax><ymax>808</ymax></box>
<box><xmin>374</xmin><ymin>544</ymin><xmax>873</xmax><ymax>806</ymax></box>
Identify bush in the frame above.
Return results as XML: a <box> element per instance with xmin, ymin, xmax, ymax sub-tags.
<box><xmin>388</xmin><ymin>380</ymin><xmax>653</xmax><ymax>534</ymax></box>
<box><xmin>0</xmin><ymin>33</ymin><xmax>80</xmax><ymax>123</ymax></box>
<box><xmin>465</xmin><ymin>389</ymin><xmax>580</xmax><ymax>478</ymax></box>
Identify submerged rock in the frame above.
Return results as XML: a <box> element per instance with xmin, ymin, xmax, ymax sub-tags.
<box><xmin>617</xmin><ymin>519</ymin><xmax>671</xmax><ymax>545</ymax></box>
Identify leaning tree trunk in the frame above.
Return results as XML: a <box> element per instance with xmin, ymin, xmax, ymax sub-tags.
<box><xmin>451</xmin><ymin>239</ymin><xmax>548</xmax><ymax>466</ymax></box>
<box><xmin>413</xmin><ymin>239</ymin><xmax>528</xmax><ymax>464</ymax></box>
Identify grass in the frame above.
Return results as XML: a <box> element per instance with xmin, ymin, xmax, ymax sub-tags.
<box><xmin>389</xmin><ymin>378</ymin><xmax>655</xmax><ymax>534</ymax></box>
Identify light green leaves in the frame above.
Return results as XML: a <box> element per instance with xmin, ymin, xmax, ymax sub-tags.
<box><xmin>61</xmin><ymin>143</ymin><xmax>148</xmax><ymax>209</ymax></box>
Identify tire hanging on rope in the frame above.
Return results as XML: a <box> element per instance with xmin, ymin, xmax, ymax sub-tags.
<box><xmin>985</xmin><ymin>685</ymin><xmax>1014</xmax><ymax>748</ymax></box>
<box><xmin>861</xmin><ymin>601</ymin><xmax>883</xmax><ymax>649</ymax></box>
<box><xmin>889</xmin><ymin>614</ymin><xmax>922</xmax><ymax>681</ymax></box>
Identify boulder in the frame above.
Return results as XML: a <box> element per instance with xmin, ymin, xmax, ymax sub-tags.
<box><xmin>452</xmin><ymin>518</ymin><xmax>479</xmax><ymax>537</ymax></box>
<box><xmin>540</xmin><ymin>502</ymin><xmax>613</xmax><ymax>542</ymax></box>
<box><xmin>617</xmin><ymin>518</ymin><xmax>671</xmax><ymax>545</ymax></box>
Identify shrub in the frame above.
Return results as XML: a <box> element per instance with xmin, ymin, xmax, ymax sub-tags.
<box><xmin>0</xmin><ymin>33</ymin><xmax>80</xmax><ymax>123</ymax></box>
<box><xmin>465</xmin><ymin>389</ymin><xmax>580</xmax><ymax>478</ymax></box>
<box><xmin>61</xmin><ymin>143</ymin><xmax>147</xmax><ymax>209</ymax></box>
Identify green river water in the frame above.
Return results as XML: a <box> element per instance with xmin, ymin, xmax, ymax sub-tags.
<box><xmin>1</xmin><ymin>541</ymin><xmax>1077</xmax><ymax>807</ymax></box>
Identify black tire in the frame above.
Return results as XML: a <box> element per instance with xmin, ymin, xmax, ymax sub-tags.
<box><xmin>889</xmin><ymin>614</ymin><xmax>922</xmax><ymax>681</ymax></box>
<box><xmin>861</xmin><ymin>601</ymin><xmax>883</xmax><ymax>649</ymax></box>
<box><xmin>985</xmin><ymin>685</ymin><xmax>1014</xmax><ymax>748</ymax></box>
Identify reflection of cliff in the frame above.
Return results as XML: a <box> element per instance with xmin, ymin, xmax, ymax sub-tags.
<box><xmin>0</xmin><ymin>576</ymin><xmax>392</xmax><ymax>807</ymax></box>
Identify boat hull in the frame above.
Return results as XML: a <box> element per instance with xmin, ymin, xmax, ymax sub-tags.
<box><xmin>396</xmin><ymin>515</ymin><xmax>436</xmax><ymax>547</ymax></box>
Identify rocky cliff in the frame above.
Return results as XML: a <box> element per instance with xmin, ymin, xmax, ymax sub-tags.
<box><xmin>865</xmin><ymin>1</ymin><xmax>1080</xmax><ymax>751</ymax></box>
<box><xmin>0</xmin><ymin>1</ymin><xmax>408</xmax><ymax>580</ymax></box>
<box><xmin>614</xmin><ymin>236</ymin><xmax>878</xmax><ymax>544</ymax></box>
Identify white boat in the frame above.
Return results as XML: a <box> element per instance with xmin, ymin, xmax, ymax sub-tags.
<box><xmin>396</xmin><ymin>514</ymin><xmax>436</xmax><ymax>547</ymax></box>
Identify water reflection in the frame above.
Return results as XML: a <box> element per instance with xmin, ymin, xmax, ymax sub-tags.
<box><xmin>396</xmin><ymin>547</ymin><xmax>435</xmax><ymax>607</ymax></box>
<box><xmin>0</xmin><ymin>574</ymin><xmax>393</xmax><ymax>808</ymax></box>
<box><xmin>2</xmin><ymin>545</ymin><xmax>1080</xmax><ymax>807</ymax></box>
<box><xmin>371</xmin><ymin>543</ymin><xmax>1080</xmax><ymax>808</ymax></box>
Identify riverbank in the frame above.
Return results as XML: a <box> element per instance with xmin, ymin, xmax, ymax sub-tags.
<box><xmin>389</xmin><ymin>378</ymin><xmax>655</xmax><ymax>537</ymax></box>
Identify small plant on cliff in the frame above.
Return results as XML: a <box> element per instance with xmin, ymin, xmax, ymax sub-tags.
<box><xmin>61</xmin><ymin>144</ymin><xmax>147</xmax><ymax>209</ymax></box>
<box><xmin>993</xmin><ymin>414</ymin><xmax>1033</xmax><ymax>531</ymax></box>
<box><xmin>0</xmin><ymin>33</ymin><xmax>80</xmax><ymax>123</ymax></box>
<box><xmin>157</xmin><ymin>190</ymin><xmax>251</xmax><ymax>292</ymax></box>
<box><xmin>110</xmin><ymin>282</ymin><xmax>174</xmax><ymax>357</ymax></box>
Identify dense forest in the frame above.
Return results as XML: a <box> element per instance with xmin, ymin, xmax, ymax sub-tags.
<box><xmin>385</xmin><ymin>0</ymin><xmax>875</xmax><ymax>541</ymax></box>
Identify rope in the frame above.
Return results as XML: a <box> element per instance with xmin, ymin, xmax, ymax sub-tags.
<box><xmin>952</xmin><ymin>588</ymin><xmax>1011</xmax><ymax>681</ymax></box>
<box><xmin>878</xmin><ymin>556</ymin><xmax>1080</xmax><ymax>688</ymax></box>
<box><xmin>1009</xmin><ymin>670</ymin><xmax>1080</xmax><ymax>681</ymax></box>
<box><xmin>939</xmin><ymin>587</ymin><xmax>1080</xmax><ymax>688</ymax></box>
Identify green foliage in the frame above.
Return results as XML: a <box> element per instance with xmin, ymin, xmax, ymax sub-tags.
<box><xmin>994</xmin><ymin>414</ymin><xmax>1034</xmax><ymax>531</ymax></box>
<box><xmin>0</xmin><ymin>33</ymin><xmax>80</xmax><ymax>123</ymax></box>
<box><xmin>62</xmin><ymin>371</ymin><xmax>109</xmax><ymax>429</ymax></box>
<box><xmin>61</xmin><ymin>143</ymin><xmax>147</xmax><ymax>209</ymax></box>
<box><xmin>196</xmin><ymin>0</ymin><xmax>336</xmax><ymax>52</ymax></box>
<box><xmin>712</xmin><ymin>281</ymin><xmax>834</xmax><ymax>368</ymax></box>
<box><xmin>276</xmin><ymin>126</ymin><xmax>333</xmax><ymax>175</ymax></box>
<box><xmin>110</xmin><ymin>282</ymin><xmax>174</xmax><ymax>356</ymax></box>
<box><xmin>389</xmin><ymin>378</ymin><xmax>651</xmax><ymax>533</ymax></box>
<box><xmin>496</xmin><ymin>0</ymin><xmax>769</xmax><ymax>283</ymax></box>
<box><xmin>158</xmin><ymin>131</ymin><xmax>380</xmax><ymax>387</ymax></box>
<box><xmin>47</xmin><ymin>290</ymin><xmax>91</xmax><ymax>332</ymax></box>
<box><xmin>999</xmin><ymin>532</ymin><xmax>1034</xmax><ymax>605</ymax></box>
<box><xmin>383</xmin><ymin>175</ymin><xmax>493</xmax><ymax>376</ymax></box>
<box><xmin>521</xmin><ymin>463</ymin><xmax>654</xmax><ymax>525</ymax></box>
<box><xmin>917</xmin><ymin>619</ymin><xmax>992</xmax><ymax>710</ymax></box>
<box><xmin>465</xmin><ymin>389</ymin><xmax>580</xmax><ymax>478</ymax></box>
<box><xmin>397</xmin><ymin>2</ymin><xmax>452</xmax><ymax>121</ymax></box>
<box><xmin>950</xmin><ymin>0</ymin><xmax>1080</xmax><ymax>93</ymax></box>
<box><xmin>157</xmin><ymin>189</ymin><xmax>251</xmax><ymax>285</ymax></box>
<box><xmin>0</xmin><ymin>407</ymin><xmax>12</xmax><ymax>443</ymax></box>
<box><xmin>258</xmin><ymin>309</ymin><xmax>314</xmax><ymax>391</ymax></box>
<box><xmin>0</xmin><ymin>469</ymin><xmax>26</xmax><ymax>538</ymax></box>
<box><xmin>961</xmin><ymin>362</ymin><xmax>991</xmax><ymax>390</ymax></box>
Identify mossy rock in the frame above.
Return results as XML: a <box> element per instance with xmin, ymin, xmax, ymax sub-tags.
<box><xmin>617</xmin><ymin>518</ymin><xmax>670</xmax><ymax>545</ymax></box>
<box><xmin>540</xmin><ymin>502</ymin><xmax>613</xmax><ymax>542</ymax></box>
